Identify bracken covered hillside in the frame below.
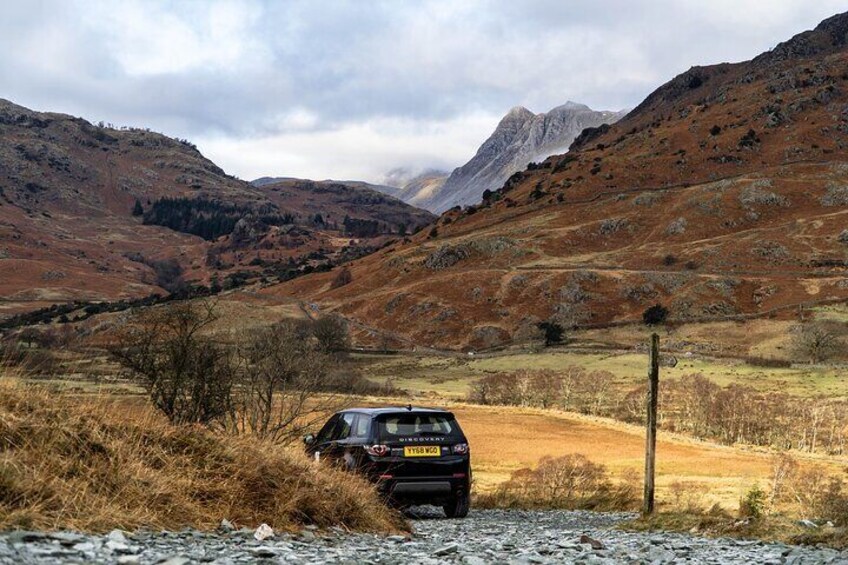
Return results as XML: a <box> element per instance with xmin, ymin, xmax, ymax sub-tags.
<box><xmin>0</xmin><ymin>100</ymin><xmax>434</xmax><ymax>316</ymax></box>
<box><xmin>273</xmin><ymin>12</ymin><xmax>848</xmax><ymax>350</ymax></box>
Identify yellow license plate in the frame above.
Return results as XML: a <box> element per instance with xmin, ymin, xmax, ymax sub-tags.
<box><xmin>403</xmin><ymin>445</ymin><xmax>441</xmax><ymax>457</ymax></box>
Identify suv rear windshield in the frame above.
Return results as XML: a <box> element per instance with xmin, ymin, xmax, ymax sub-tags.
<box><xmin>376</xmin><ymin>413</ymin><xmax>461</xmax><ymax>440</ymax></box>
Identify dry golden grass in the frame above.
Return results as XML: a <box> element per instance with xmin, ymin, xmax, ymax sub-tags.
<box><xmin>0</xmin><ymin>375</ymin><xmax>405</xmax><ymax>533</ymax></box>
<box><xmin>432</xmin><ymin>403</ymin><xmax>847</xmax><ymax>511</ymax></box>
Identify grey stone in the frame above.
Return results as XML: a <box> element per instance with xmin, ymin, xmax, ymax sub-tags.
<box><xmin>434</xmin><ymin>543</ymin><xmax>459</xmax><ymax>556</ymax></box>
<box><xmin>157</xmin><ymin>557</ymin><xmax>191</xmax><ymax>565</ymax></box>
<box><xmin>73</xmin><ymin>541</ymin><xmax>96</xmax><ymax>552</ymax></box>
<box><xmin>0</xmin><ymin>510</ymin><xmax>843</xmax><ymax>564</ymax></box>
<box><xmin>249</xmin><ymin>545</ymin><xmax>279</xmax><ymax>557</ymax></box>
<box><xmin>108</xmin><ymin>529</ymin><xmax>129</xmax><ymax>544</ymax></box>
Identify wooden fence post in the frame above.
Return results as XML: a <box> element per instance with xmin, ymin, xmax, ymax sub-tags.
<box><xmin>643</xmin><ymin>333</ymin><xmax>660</xmax><ymax>515</ymax></box>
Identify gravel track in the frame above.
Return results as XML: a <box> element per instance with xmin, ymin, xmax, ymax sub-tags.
<box><xmin>2</xmin><ymin>509</ymin><xmax>846</xmax><ymax>564</ymax></box>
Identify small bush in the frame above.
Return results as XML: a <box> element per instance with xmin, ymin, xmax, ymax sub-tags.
<box><xmin>643</xmin><ymin>304</ymin><xmax>669</xmax><ymax>325</ymax></box>
<box><xmin>477</xmin><ymin>454</ymin><xmax>638</xmax><ymax>511</ymax></box>
<box><xmin>537</xmin><ymin>321</ymin><xmax>565</xmax><ymax>346</ymax></box>
<box><xmin>739</xmin><ymin>484</ymin><xmax>767</xmax><ymax>520</ymax></box>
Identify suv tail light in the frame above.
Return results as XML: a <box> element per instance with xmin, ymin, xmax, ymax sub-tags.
<box><xmin>365</xmin><ymin>444</ymin><xmax>390</xmax><ymax>457</ymax></box>
<box><xmin>452</xmin><ymin>443</ymin><xmax>469</xmax><ymax>455</ymax></box>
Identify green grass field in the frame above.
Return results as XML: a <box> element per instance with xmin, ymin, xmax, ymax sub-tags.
<box><xmin>357</xmin><ymin>348</ymin><xmax>848</xmax><ymax>399</ymax></box>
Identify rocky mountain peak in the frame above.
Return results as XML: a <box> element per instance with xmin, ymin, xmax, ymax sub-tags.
<box><xmin>504</xmin><ymin>105</ymin><xmax>535</xmax><ymax>120</ymax></box>
<box><xmin>417</xmin><ymin>102</ymin><xmax>625</xmax><ymax>212</ymax></box>
<box><xmin>761</xmin><ymin>10</ymin><xmax>848</xmax><ymax>63</ymax></box>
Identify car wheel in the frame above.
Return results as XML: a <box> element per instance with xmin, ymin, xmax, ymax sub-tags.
<box><xmin>443</xmin><ymin>493</ymin><xmax>470</xmax><ymax>518</ymax></box>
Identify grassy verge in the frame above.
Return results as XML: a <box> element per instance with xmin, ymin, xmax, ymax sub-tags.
<box><xmin>0</xmin><ymin>379</ymin><xmax>405</xmax><ymax>533</ymax></box>
<box><xmin>623</xmin><ymin>511</ymin><xmax>848</xmax><ymax>549</ymax></box>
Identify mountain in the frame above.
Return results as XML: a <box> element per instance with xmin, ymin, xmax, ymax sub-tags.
<box><xmin>379</xmin><ymin>168</ymin><xmax>450</xmax><ymax>208</ymax></box>
<box><xmin>269</xmin><ymin>11</ymin><xmax>848</xmax><ymax>350</ymax></box>
<box><xmin>0</xmin><ymin>99</ymin><xmax>434</xmax><ymax>318</ymax></box>
<box><xmin>250</xmin><ymin>177</ymin><xmax>435</xmax><ymax>235</ymax></box>
<box><xmin>420</xmin><ymin>102</ymin><xmax>626</xmax><ymax>213</ymax></box>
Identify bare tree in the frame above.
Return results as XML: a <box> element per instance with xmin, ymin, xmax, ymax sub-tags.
<box><xmin>230</xmin><ymin>321</ymin><xmax>342</xmax><ymax>443</ymax></box>
<box><xmin>112</xmin><ymin>300</ymin><xmax>236</xmax><ymax>426</ymax></box>
<box><xmin>312</xmin><ymin>314</ymin><xmax>351</xmax><ymax>356</ymax></box>
<box><xmin>792</xmin><ymin>323</ymin><xmax>840</xmax><ymax>364</ymax></box>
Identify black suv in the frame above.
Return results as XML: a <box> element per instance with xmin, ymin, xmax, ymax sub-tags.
<box><xmin>304</xmin><ymin>406</ymin><xmax>471</xmax><ymax>517</ymax></box>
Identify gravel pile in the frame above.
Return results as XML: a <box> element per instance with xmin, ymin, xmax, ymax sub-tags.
<box><xmin>2</xmin><ymin>509</ymin><xmax>846</xmax><ymax>564</ymax></box>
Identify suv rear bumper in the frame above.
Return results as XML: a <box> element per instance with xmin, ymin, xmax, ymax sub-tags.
<box><xmin>377</xmin><ymin>475</ymin><xmax>469</xmax><ymax>503</ymax></box>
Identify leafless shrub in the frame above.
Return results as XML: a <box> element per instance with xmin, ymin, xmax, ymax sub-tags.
<box><xmin>479</xmin><ymin>454</ymin><xmax>638</xmax><ymax>511</ymax></box>
<box><xmin>468</xmin><ymin>367</ymin><xmax>614</xmax><ymax>415</ymax></box>
<box><xmin>768</xmin><ymin>452</ymin><xmax>799</xmax><ymax>512</ymax></box>
<box><xmin>668</xmin><ymin>480</ymin><xmax>708</xmax><ymax>512</ymax></box>
<box><xmin>839</xmin><ymin>230</ymin><xmax>848</xmax><ymax>245</ymax></box>
<box><xmin>230</xmin><ymin>321</ymin><xmax>340</xmax><ymax>442</ymax></box>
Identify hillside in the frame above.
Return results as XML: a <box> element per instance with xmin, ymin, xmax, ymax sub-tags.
<box><xmin>421</xmin><ymin>103</ymin><xmax>626</xmax><ymax>213</ymax></box>
<box><xmin>271</xmin><ymin>11</ymin><xmax>848</xmax><ymax>350</ymax></box>
<box><xmin>254</xmin><ymin>178</ymin><xmax>433</xmax><ymax>232</ymax></box>
<box><xmin>0</xmin><ymin>100</ymin><xmax>434</xmax><ymax>318</ymax></box>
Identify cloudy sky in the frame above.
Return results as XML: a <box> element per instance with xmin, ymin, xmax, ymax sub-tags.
<box><xmin>2</xmin><ymin>1</ymin><xmax>845</xmax><ymax>184</ymax></box>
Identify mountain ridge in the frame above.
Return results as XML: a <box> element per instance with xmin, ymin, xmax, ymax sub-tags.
<box><xmin>269</xmin><ymin>10</ymin><xmax>848</xmax><ymax>351</ymax></box>
<box><xmin>422</xmin><ymin>102</ymin><xmax>627</xmax><ymax>213</ymax></box>
<box><xmin>0</xmin><ymin>99</ymin><xmax>434</xmax><ymax>317</ymax></box>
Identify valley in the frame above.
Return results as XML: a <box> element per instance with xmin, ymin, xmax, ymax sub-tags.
<box><xmin>6</xmin><ymin>5</ymin><xmax>848</xmax><ymax>560</ymax></box>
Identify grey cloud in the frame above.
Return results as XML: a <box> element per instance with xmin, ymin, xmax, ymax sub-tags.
<box><xmin>1</xmin><ymin>0</ymin><xmax>845</xmax><ymax>180</ymax></box>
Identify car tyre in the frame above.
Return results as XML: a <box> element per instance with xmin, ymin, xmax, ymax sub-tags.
<box><xmin>443</xmin><ymin>493</ymin><xmax>470</xmax><ymax>518</ymax></box>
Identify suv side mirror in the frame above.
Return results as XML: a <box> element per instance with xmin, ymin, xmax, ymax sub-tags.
<box><xmin>303</xmin><ymin>434</ymin><xmax>315</xmax><ymax>445</ymax></box>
